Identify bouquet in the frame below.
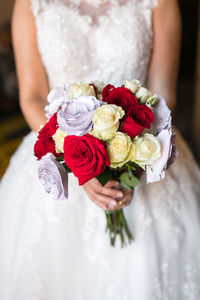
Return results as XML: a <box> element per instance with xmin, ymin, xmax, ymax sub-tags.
<box><xmin>34</xmin><ymin>79</ymin><xmax>177</xmax><ymax>247</ymax></box>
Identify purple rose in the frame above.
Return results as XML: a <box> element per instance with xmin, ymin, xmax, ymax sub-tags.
<box><xmin>38</xmin><ymin>154</ymin><xmax>68</xmax><ymax>201</ymax></box>
<box><xmin>152</xmin><ymin>96</ymin><xmax>172</xmax><ymax>134</ymax></box>
<box><xmin>57</xmin><ymin>96</ymin><xmax>104</xmax><ymax>136</ymax></box>
<box><xmin>146</xmin><ymin>129</ymin><xmax>178</xmax><ymax>183</ymax></box>
<box><xmin>45</xmin><ymin>86</ymin><xmax>68</xmax><ymax>118</ymax></box>
<box><xmin>167</xmin><ymin>132</ymin><xmax>178</xmax><ymax>168</ymax></box>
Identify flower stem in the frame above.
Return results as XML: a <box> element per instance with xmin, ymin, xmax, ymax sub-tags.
<box><xmin>105</xmin><ymin>209</ymin><xmax>133</xmax><ymax>247</ymax></box>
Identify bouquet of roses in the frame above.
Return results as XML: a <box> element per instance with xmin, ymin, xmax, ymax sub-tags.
<box><xmin>34</xmin><ymin>79</ymin><xmax>177</xmax><ymax>247</ymax></box>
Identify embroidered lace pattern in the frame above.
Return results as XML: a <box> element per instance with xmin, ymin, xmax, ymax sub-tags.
<box><xmin>30</xmin><ymin>0</ymin><xmax>158</xmax><ymax>88</ymax></box>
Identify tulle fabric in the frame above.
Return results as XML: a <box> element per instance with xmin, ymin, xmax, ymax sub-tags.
<box><xmin>0</xmin><ymin>131</ymin><xmax>200</xmax><ymax>300</ymax></box>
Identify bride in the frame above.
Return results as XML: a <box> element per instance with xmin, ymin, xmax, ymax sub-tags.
<box><xmin>0</xmin><ymin>0</ymin><xmax>200</xmax><ymax>299</ymax></box>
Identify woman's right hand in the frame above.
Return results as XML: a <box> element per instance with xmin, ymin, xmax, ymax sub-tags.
<box><xmin>83</xmin><ymin>178</ymin><xmax>124</xmax><ymax>210</ymax></box>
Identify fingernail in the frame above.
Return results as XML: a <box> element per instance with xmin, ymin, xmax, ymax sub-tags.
<box><xmin>111</xmin><ymin>200</ymin><xmax>117</xmax><ymax>206</ymax></box>
<box><xmin>115</xmin><ymin>182</ymin><xmax>119</xmax><ymax>186</ymax></box>
<box><xmin>117</xmin><ymin>192</ymin><xmax>123</xmax><ymax>198</ymax></box>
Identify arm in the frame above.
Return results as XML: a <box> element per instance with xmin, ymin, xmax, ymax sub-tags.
<box><xmin>12</xmin><ymin>0</ymin><xmax>49</xmax><ymax>131</ymax></box>
<box><xmin>12</xmin><ymin>0</ymin><xmax>124</xmax><ymax>210</ymax></box>
<box><xmin>147</xmin><ymin>0</ymin><xmax>182</xmax><ymax>111</ymax></box>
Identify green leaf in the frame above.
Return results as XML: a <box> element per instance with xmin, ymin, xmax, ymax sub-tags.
<box><xmin>63</xmin><ymin>163</ymin><xmax>72</xmax><ymax>173</ymax></box>
<box><xmin>96</xmin><ymin>168</ymin><xmax>113</xmax><ymax>186</ymax></box>
<box><xmin>128</xmin><ymin>167</ymin><xmax>132</xmax><ymax>179</ymax></box>
<box><xmin>125</xmin><ymin>161</ymin><xmax>138</xmax><ymax>170</ymax></box>
<box><xmin>119</xmin><ymin>172</ymin><xmax>140</xmax><ymax>189</ymax></box>
<box><xmin>56</xmin><ymin>155</ymin><xmax>64</xmax><ymax>162</ymax></box>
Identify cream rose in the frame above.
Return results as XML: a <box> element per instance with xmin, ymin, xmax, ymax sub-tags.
<box><xmin>135</xmin><ymin>87</ymin><xmax>152</xmax><ymax>103</ymax></box>
<box><xmin>68</xmin><ymin>82</ymin><xmax>96</xmax><ymax>99</ymax></box>
<box><xmin>107</xmin><ymin>132</ymin><xmax>134</xmax><ymax>168</ymax></box>
<box><xmin>91</xmin><ymin>81</ymin><xmax>105</xmax><ymax>100</ymax></box>
<box><xmin>134</xmin><ymin>133</ymin><xmax>161</xmax><ymax>167</ymax></box>
<box><xmin>123</xmin><ymin>79</ymin><xmax>141</xmax><ymax>94</ymax></box>
<box><xmin>53</xmin><ymin>128</ymin><xmax>67</xmax><ymax>153</ymax></box>
<box><xmin>91</xmin><ymin>80</ymin><xmax>105</xmax><ymax>93</ymax></box>
<box><xmin>128</xmin><ymin>143</ymin><xmax>137</xmax><ymax>162</ymax></box>
<box><xmin>92</xmin><ymin>104</ymin><xmax>125</xmax><ymax>141</ymax></box>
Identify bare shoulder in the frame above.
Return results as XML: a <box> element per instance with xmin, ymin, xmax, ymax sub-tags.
<box><xmin>12</xmin><ymin>0</ymin><xmax>36</xmax><ymax>49</ymax></box>
<box><xmin>154</xmin><ymin>0</ymin><xmax>181</xmax><ymax>18</ymax></box>
<box><xmin>155</xmin><ymin>0</ymin><xmax>179</xmax><ymax>8</ymax></box>
<box><xmin>153</xmin><ymin>0</ymin><xmax>181</xmax><ymax>36</ymax></box>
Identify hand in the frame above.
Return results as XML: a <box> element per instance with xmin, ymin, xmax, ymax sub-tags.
<box><xmin>115</xmin><ymin>188</ymin><xmax>133</xmax><ymax>210</ymax></box>
<box><xmin>83</xmin><ymin>178</ymin><xmax>133</xmax><ymax>211</ymax></box>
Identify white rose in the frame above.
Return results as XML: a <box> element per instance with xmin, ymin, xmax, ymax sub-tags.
<box><xmin>128</xmin><ymin>143</ymin><xmax>137</xmax><ymax>162</ymax></box>
<box><xmin>123</xmin><ymin>79</ymin><xmax>141</xmax><ymax>94</ymax></box>
<box><xmin>135</xmin><ymin>87</ymin><xmax>152</xmax><ymax>103</ymax></box>
<box><xmin>134</xmin><ymin>133</ymin><xmax>161</xmax><ymax>167</ymax></box>
<box><xmin>107</xmin><ymin>132</ymin><xmax>134</xmax><ymax>168</ymax></box>
<box><xmin>92</xmin><ymin>104</ymin><xmax>125</xmax><ymax>141</ymax></box>
<box><xmin>91</xmin><ymin>80</ymin><xmax>105</xmax><ymax>93</ymax></box>
<box><xmin>53</xmin><ymin>128</ymin><xmax>67</xmax><ymax>153</ymax></box>
<box><xmin>91</xmin><ymin>80</ymin><xmax>106</xmax><ymax>101</ymax></box>
<box><xmin>68</xmin><ymin>82</ymin><xmax>96</xmax><ymax>99</ymax></box>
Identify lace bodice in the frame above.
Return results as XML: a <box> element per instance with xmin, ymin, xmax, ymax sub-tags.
<box><xmin>31</xmin><ymin>0</ymin><xmax>158</xmax><ymax>89</ymax></box>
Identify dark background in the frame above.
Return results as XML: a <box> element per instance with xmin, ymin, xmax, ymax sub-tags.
<box><xmin>175</xmin><ymin>0</ymin><xmax>199</xmax><ymax>161</ymax></box>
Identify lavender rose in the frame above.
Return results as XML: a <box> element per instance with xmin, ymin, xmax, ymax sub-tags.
<box><xmin>152</xmin><ymin>96</ymin><xmax>172</xmax><ymax>134</ymax></box>
<box><xmin>45</xmin><ymin>86</ymin><xmax>68</xmax><ymax>118</ymax></box>
<box><xmin>57</xmin><ymin>96</ymin><xmax>104</xmax><ymax>136</ymax></box>
<box><xmin>146</xmin><ymin>129</ymin><xmax>178</xmax><ymax>183</ymax></box>
<box><xmin>145</xmin><ymin>96</ymin><xmax>178</xmax><ymax>183</ymax></box>
<box><xmin>38</xmin><ymin>154</ymin><xmax>68</xmax><ymax>201</ymax></box>
<box><xmin>167</xmin><ymin>132</ymin><xmax>179</xmax><ymax>168</ymax></box>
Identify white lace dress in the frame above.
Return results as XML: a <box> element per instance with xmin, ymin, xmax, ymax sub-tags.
<box><xmin>0</xmin><ymin>0</ymin><xmax>200</xmax><ymax>299</ymax></box>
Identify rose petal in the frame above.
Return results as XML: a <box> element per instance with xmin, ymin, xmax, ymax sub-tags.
<box><xmin>146</xmin><ymin>129</ymin><xmax>172</xmax><ymax>183</ymax></box>
<box><xmin>38</xmin><ymin>154</ymin><xmax>68</xmax><ymax>200</ymax></box>
<box><xmin>57</xmin><ymin>96</ymin><xmax>104</xmax><ymax>136</ymax></box>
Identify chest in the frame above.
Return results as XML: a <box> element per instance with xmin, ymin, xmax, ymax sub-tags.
<box><xmin>32</xmin><ymin>0</ymin><xmax>154</xmax><ymax>86</ymax></box>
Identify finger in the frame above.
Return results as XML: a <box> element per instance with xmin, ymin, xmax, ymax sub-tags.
<box><xmin>93</xmin><ymin>196</ymin><xmax>115</xmax><ymax>211</ymax></box>
<box><xmin>87</xmin><ymin>189</ymin><xmax>116</xmax><ymax>210</ymax></box>
<box><xmin>104</xmin><ymin>180</ymin><xmax>119</xmax><ymax>188</ymax></box>
<box><xmin>93</xmin><ymin>199</ymin><xmax>108</xmax><ymax>210</ymax></box>
<box><xmin>95</xmin><ymin>194</ymin><xmax>123</xmax><ymax>211</ymax></box>
<box><xmin>95</xmin><ymin>193</ymin><xmax>118</xmax><ymax>209</ymax></box>
<box><xmin>100</xmin><ymin>186</ymin><xmax>124</xmax><ymax>199</ymax></box>
<box><xmin>120</xmin><ymin>190</ymin><xmax>133</xmax><ymax>208</ymax></box>
<box><xmin>86</xmin><ymin>190</ymin><xmax>108</xmax><ymax>210</ymax></box>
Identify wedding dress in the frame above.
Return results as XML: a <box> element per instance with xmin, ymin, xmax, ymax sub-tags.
<box><xmin>0</xmin><ymin>0</ymin><xmax>200</xmax><ymax>299</ymax></box>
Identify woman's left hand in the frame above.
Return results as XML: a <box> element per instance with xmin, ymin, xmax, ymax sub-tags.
<box><xmin>105</xmin><ymin>181</ymin><xmax>133</xmax><ymax>211</ymax></box>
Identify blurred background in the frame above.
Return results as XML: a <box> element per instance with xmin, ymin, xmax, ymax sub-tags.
<box><xmin>0</xmin><ymin>0</ymin><xmax>199</xmax><ymax>179</ymax></box>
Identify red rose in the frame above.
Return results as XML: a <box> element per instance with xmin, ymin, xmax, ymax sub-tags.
<box><xmin>121</xmin><ymin>105</ymin><xmax>154</xmax><ymax>138</ymax></box>
<box><xmin>34</xmin><ymin>113</ymin><xmax>58</xmax><ymax>160</ymax></box>
<box><xmin>121</xmin><ymin>116</ymin><xmax>143</xmax><ymax>138</ymax></box>
<box><xmin>102</xmin><ymin>85</ymin><xmax>139</xmax><ymax>112</ymax></box>
<box><xmin>102</xmin><ymin>84</ymin><xmax>115</xmax><ymax>99</ymax></box>
<box><xmin>64</xmin><ymin>134</ymin><xmax>110</xmax><ymax>185</ymax></box>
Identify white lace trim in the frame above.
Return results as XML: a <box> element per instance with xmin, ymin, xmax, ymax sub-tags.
<box><xmin>31</xmin><ymin>0</ymin><xmax>158</xmax><ymax>17</ymax></box>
